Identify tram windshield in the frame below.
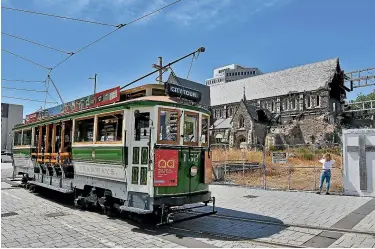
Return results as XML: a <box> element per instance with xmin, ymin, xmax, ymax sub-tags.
<box><xmin>157</xmin><ymin>107</ymin><xmax>209</xmax><ymax>147</ymax></box>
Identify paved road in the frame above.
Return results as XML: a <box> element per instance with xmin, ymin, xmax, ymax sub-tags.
<box><xmin>2</xmin><ymin>166</ymin><xmax>375</xmax><ymax>248</ymax></box>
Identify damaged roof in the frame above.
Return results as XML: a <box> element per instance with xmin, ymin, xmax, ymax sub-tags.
<box><xmin>210</xmin><ymin>58</ymin><xmax>339</xmax><ymax>106</ymax></box>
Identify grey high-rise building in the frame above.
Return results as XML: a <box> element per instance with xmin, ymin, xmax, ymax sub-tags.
<box><xmin>1</xmin><ymin>103</ymin><xmax>23</xmax><ymax>151</ymax></box>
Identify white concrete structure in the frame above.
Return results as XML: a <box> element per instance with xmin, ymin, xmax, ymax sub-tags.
<box><xmin>342</xmin><ymin>129</ymin><xmax>375</xmax><ymax>197</ymax></box>
<box><xmin>1</xmin><ymin>103</ymin><xmax>23</xmax><ymax>151</ymax></box>
<box><xmin>205</xmin><ymin>64</ymin><xmax>262</xmax><ymax>86</ymax></box>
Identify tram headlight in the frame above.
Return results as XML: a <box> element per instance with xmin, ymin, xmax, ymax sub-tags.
<box><xmin>190</xmin><ymin>165</ymin><xmax>198</xmax><ymax>177</ymax></box>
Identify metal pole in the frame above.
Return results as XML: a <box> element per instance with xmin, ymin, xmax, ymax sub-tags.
<box><xmin>158</xmin><ymin>57</ymin><xmax>163</xmax><ymax>84</ymax></box>
<box><xmin>89</xmin><ymin>73</ymin><xmax>97</xmax><ymax>96</ymax></box>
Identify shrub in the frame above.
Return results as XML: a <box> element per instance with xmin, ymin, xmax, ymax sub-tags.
<box><xmin>303</xmin><ymin>153</ymin><xmax>314</xmax><ymax>161</ymax></box>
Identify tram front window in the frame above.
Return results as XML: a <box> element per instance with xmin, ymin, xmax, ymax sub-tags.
<box><xmin>97</xmin><ymin>113</ymin><xmax>123</xmax><ymax>142</ymax></box>
<box><xmin>22</xmin><ymin>129</ymin><xmax>32</xmax><ymax>145</ymax></box>
<box><xmin>201</xmin><ymin>115</ymin><xmax>209</xmax><ymax>146</ymax></box>
<box><xmin>14</xmin><ymin>131</ymin><xmax>22</xmax><ymax>146</ymax></box>
<box><xmin>183</xmin><ymin>112</ymin><xmax>198</xmax><ymax>145</ymax></box>
<box><xmin>74</xmin><ymin>118</ymin><xmax>94</xmax><ymax>142</ymax></box>
<box><xmin>158</xmin><ymin>108</ymin><xmax>180</xmax><ymax>144</ymax></box>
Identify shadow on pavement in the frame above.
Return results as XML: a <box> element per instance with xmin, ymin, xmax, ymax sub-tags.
<box><xmin>24</xmin><ymin>187</ymin><xmax>286</xmax><ymax>242</ymax></box>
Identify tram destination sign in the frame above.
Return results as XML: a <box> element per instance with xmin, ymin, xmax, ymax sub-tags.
<box><xmin>25</xmin><ymin>86</ymin><xmax>120</xmax><ymax>124</ymax></box>
<box><xmin>271</xmin><ymin>152</ymin><xmax>288</xmax><ymax>164</ymax></box>
<box><xmin>165</xmin><ymin>83</ymin><xmax>202</xmax><ymax>102</ymax></box>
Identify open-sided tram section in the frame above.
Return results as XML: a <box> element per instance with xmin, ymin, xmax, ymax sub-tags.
<box><xmin>11</xmin><ymin>82</ymin><xmax>216</xmax><ymax>225</ymax></box>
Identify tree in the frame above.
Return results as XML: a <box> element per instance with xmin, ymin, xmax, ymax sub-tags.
<box><xmin>355</xmin><ymin>90</ymin><xmax>375</xmax><ymax>102</ymax></box>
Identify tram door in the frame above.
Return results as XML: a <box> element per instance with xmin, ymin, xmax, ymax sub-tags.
<box><xmin>127</xmin><ymin>107</ymin><xmax>154</xmax><ymax>195</ymax></box>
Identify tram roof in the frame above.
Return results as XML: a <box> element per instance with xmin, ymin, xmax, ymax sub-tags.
<box><xmin>14</xmin><ymin>94</ymin><xmax>210</xmax><ymax>131</ymax></box>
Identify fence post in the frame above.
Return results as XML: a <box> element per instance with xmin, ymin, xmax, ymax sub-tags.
<box><xmin>288</xmin><ymin>165</ymin><xmax>291</xmax><ymax>190</ymax></box>
<box><xmin>224</xmin><ymin>145</ymin><xmax>227</xmax><ymax>183</ymax></box>
<box><xmin>313</xmin><ymin>144</ymin><xmax>317</xmax><ymax>191</ymax></box>
<box><xmin>242</xmin><ymin>147</ymin><xmax>245</xmax><ymax>185</ymax></box>
<box><xmin>263</xmin><ymin>145</ymin><xmax>267</xmax><ymax>189</ymax></box>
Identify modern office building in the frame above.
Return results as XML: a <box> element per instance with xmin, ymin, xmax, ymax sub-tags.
<box><xmin>205</xmin><ymin>64</ymin><xmax>262</xmax><ymax>86</ymax></box>
<box><xmin>1</xmin><ymin>103</ymin><xmax>23</xmax><ymax>151</ymax></box>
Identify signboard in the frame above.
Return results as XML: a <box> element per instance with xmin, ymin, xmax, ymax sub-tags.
<box><xmin>271</xmin><ymin>152</ymin><xmax>288</xmax><ymax>164</ymax></box>
<box><xmin>165</xmin><ymin>83</ymin><xmax>202</xmax><ymax>102</ymax></box>
<box><xmin>204</xmin><ymin>151</ymin><xmax>213</xmax><ymax>184</ymax></box>
<box><xmin>24</xmin><ymin>86</ymin><xmax>120</xmax><ymax>124</ymax></box>
<box><xmin>154</xmin><ymin>149</ymin><xmax>179</xmax><ymax>187</ymax></box>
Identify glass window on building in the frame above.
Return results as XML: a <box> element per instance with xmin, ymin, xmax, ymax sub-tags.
<box><xmin>74</xmin><ymin>117</ymin><xmax>94</xmax><ymax>142</ymax></box>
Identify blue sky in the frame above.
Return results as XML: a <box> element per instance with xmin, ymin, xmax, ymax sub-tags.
<box><xmin>1</xmin><ymin>0</ymin><xmax>374</xmax><ymax>117</ymax></box>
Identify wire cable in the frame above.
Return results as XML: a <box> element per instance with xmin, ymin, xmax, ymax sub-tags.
<box><xmin>51</xmin><ymin>0</ymin><xmax>182</xmax><ymax>71</ymax></box>
<box><xmin>1</xmin><ymin>6</ymin><xmax>118</xmax><ymax>27</ymax></box>
<box><xmin>2</xmin><ymin>96</ymin><xmax>58</xmax><ymax>104</ymax></box>
<box><xmin>186</xmin><ymin>51</ymin><xmax>200</xmax><ymax>80</ymax></box>
<box><xmin>2</xmin><ymin>32</ymin><xmax>73</xmax><ymax>55</ymax></box>
<box><xmin>2</xmin><ymin>48</ymin><xmax>51</xmax><ymax>70</ymax></box>
<box><xmin>1</xmin><ymin>79</ymin><xmax>45</xmax><ymax>83</ymax></box>
<box><xmin>1</xmin><ymin>86</ymin><xmax>47</xmax><ymax>92</ymax></box>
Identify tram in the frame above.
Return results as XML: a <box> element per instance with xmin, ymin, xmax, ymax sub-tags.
<box><xmin>11</xmin><ymin>82</ymin><xmax>216</xmax><ymax>224</ymax></box>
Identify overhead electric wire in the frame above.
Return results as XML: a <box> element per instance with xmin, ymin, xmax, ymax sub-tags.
<box><xmin>1</xmin><ymin>6</ymin><xmax>118</xmax><ymax>27</ymax></box>
<box><xmin>2</xmin><ymin>96</ymin><xmax>58</xmax><ymax>104</ymax></box>
<box><xmin>1</xmin><ymin>79</ymin><xmax>45</xmax><ymax>83</ymax></box>
<box><xmin>2</xmin><ymin>32</ymin><xmax>73</xmax><ymax>55</ymax></box>
<box><xmin>1</xmin><ymin>86</ymin><xmax>47</xmax><ymax>92</ymax></box>
<box><xmin>51</xmin><ymin>0</ymin><xmax>182</xmax><ymax>71</ymax></box>
<box><xmin>2</xmin><ymin>48</ymin><xmax>51</xmax><ymax>70</ymax></box>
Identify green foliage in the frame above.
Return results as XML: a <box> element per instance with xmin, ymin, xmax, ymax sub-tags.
<box><xmin>355</xmin><ymin>90</ymin><xmax>375</xmax><ymax>102</ymax></box>
<box><xmin>303</xmin><ymin>153</ymin><xmax>314</xmax><ymax>161</ymax></box>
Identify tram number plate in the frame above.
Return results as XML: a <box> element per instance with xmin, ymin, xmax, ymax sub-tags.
<box><xmin>154</xmin><ymin>149</ymin><xmax>179</xmax><ymax>187</ymax></box>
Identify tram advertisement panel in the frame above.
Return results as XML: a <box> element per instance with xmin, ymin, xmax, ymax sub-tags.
<box><xmin>204</xmin><ymin>151</ymin><xmax>213</xmax><ymax>184</ymax></box>
<box><xmin>154</xmin><ymin>149</ymin><xmax>178</xmax><ymax>186</ymax></box>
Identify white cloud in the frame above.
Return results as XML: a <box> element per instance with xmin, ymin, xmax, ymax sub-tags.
<box><xmin>31</xmin><ymin>0</ymin><xmax>294</xmax><ymax>28</ymax></box>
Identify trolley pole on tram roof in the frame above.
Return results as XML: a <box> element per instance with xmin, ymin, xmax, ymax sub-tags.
<box><xmin>89</xmin><ymin>73</ymin><xmax>97</xmax><ymax>95</ymax></box>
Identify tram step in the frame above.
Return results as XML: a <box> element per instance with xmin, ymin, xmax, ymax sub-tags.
<box><xmin>119</xmin><ymin>206</ymin><xmax>153</xmax><ymax>214</ymax></box>
<box><xmin>28</xmin><ymin>181</ymin><xmax>74</xmax><ymax>194</ymax></box>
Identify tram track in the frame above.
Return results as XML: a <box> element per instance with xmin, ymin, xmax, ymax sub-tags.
<box><xmin>186</xmin><ymin>210</ymin><xmax>375</xmax><ymax>236</ymax></box>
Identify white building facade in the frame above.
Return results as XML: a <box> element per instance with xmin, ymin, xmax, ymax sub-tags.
<box><xmin>205</xmin><ymin>64</ymin><xmax>262</xmax><ymax>86</ymax></box>
<box><xmin>1</xmin><ymin>103</ymin><xmax>23</xmax><ymax>151</ymax></box>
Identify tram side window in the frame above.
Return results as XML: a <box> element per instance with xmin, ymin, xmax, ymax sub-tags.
<box><xmin>97</xmin><ymin>113</ymin><xmax>123</xmax><ymax>142</ymax></box>
<box><xmin>134</xmin><ymin>112</ymin><xmax>150</xmax><ymax>141</ymax></box>
<box><xmin>74</xmin><ymin>118</ymin><xmax>94</xmax><ymax>142</ymax></box>
<box><xmin>34</xmin><ymin>127</ymin><xmax>39</xmax><ymax>148</ymax></box>
<box><xmin>158</xmin><ymin>108</ymin><xmax>180</xmax><ymax>144</ymax></box>
<box><xmin>201</xmin><ymin>115</ymin><xmax>209</xmax><ymax>146</ymax></box>
<box><xmin>13</xmin><ymin>131</ymin><xmax>22</xmax><ymax>146</ymax></box>
<box><xmin>183</xmin><ymin>112</ymin><xmax>198</xmax><ymax>145</ymax></box>
<box><xmin>55</xmin><ymin>124</ymin><xmax>62</xmax><ymax>152</ymax></box>
<box><xmin>22</xmin><ymin>129</ymin><xmax>32</xmax><ymax>145</ymax></box>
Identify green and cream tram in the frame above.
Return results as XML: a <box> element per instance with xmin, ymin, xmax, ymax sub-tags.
<box><xmin>11</xmin><ymin>83</ymin><xmax>215</xmax><ymax>224</ymax></box>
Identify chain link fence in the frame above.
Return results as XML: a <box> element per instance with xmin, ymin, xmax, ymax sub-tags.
<box><xmin>210</xmin><ymin>143</ymin><xmax>343</xmax><ymax>193</ymax></box>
